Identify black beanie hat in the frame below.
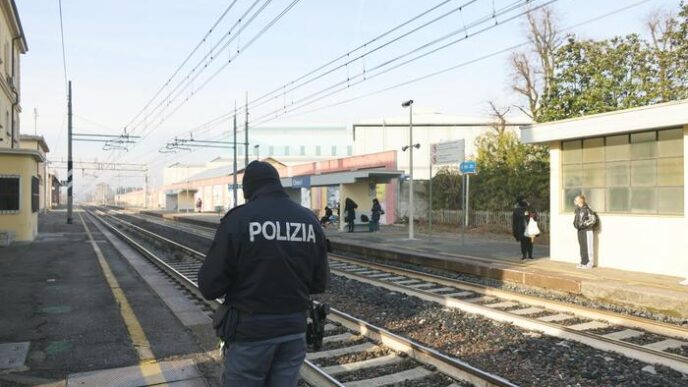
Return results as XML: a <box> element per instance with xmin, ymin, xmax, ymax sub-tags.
<box><xmin>242</xmin><ymin>161</ymin><xmax>282</xmax><ymax>199</ymax></box>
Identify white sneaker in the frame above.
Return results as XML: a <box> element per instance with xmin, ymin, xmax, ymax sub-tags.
<box><xmin>581</xmin><ymin>263</ymin><xmax>593</xmax><ymax>269</ymax></box>
<box><xmin>576</xmin><ymin>264</ymin><xmax>583</xmax><ymax>269</ymax></box>
<box><xmin>680</xmin><ymin>279</ymin><xmax>688</xmax><ymax>286</ymax></box>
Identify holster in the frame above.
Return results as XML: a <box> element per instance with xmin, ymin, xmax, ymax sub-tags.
<box><xmin>212</xmin><ymin>303</ymin><xmax>239</xmax><ymax>342</ymax></box>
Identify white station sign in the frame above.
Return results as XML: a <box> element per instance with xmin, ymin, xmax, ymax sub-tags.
<box><xmin>430</xmin><ymin>139</ymin><xmax>465</xmax><ymax>165</ymax></box>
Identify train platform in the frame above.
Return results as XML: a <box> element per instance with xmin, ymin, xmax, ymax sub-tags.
<box><xmin>162</xmin><ymin>210</ymin><xmax>688</xmax><ymax>319</ymax></box>
<box><xmin>0</xmin><ymin>210</ymin><xmax>216</xmax><ymax>386</ymax></box>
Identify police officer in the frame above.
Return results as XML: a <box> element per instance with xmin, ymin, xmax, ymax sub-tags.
<box><xmin>198</xmin><ymin>161</ymin><xmax>329</xmax><ymax>387</ymax></box>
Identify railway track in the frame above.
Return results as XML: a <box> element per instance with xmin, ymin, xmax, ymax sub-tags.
<box><xmin>99</xmin><ymin>208</ymin><xmax>688</xmax><ymax>375</ymax></box>
<box><xmin>87</xmin><ymin>207</ymin><xmax>514</xmax><ymax>387</ymax></box>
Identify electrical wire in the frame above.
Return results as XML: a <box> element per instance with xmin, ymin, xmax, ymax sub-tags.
<box><xmin>249</xmin><ymin>0</ymin><xmax>654</xmax><ymax>127</ymax></box>
<box><xmin>122</xmin><ymin>0</ymin><xmax>241</xmax><ymax>132</ymax></box>
<box><xmin>58</xmin><ymin>0</ymin><xmax>69</xmax><ymax>94</ymax></box>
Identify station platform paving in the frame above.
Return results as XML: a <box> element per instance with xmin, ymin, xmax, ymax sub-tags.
<box><xmin>0</xmin><ymin>210</ymin><xmax>216</xmax><ymax>386</ymax></box>
<box><xmin>162</xmin><ymin>210</ymin><xmax>688</xmax><ymax>319</ymax></box>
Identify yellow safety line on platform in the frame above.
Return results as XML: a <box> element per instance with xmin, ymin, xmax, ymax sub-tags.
<box><xmin>78</xmin><ymin>212</ymin><xmax>164</xmax><ymax>382</ymax></box>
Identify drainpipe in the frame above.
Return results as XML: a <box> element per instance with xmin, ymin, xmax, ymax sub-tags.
<box><xmin>10</xmin><ymin>35</ymin><xmax>22</xmax><ymax>149</ymax></box>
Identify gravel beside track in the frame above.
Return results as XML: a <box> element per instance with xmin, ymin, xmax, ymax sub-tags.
<box><xmin>316</xmin><ymin>276</ymin><xmax>688</xmax><ymax>387</ymax></box>
<box><xmin>112</xmin><ymin>213</ymin><xmax>213</xmax><ymax>253</ymax></box>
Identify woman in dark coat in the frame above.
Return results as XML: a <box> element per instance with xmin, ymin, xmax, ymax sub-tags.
<box><xmin>369</xmin><ymin>198</ymin><xmax>384</xmax><ymax>232</ymax></box>
<box><xmin>512</xmin><ymin>196</ymin><xmax>534</xmax><ymax>260</ymax></box>
<box><xmin>344</xmin><ymin>198</ymin><xmax>357</xmax><ymax>232</ymax></box>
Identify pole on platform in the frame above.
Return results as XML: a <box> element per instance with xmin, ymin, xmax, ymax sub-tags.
<box><xmin>244</xmin><ymin>92</ymin><xmax>249</xmax><ymax>168</ymax></box>
<box><xmin>232</xmin><ymin>102</ymin><xmax>238</xmax><ymax>208</ymax></box>
<box><xmin>402</xmin><ymin>100</ymin><xmax>414</xmax><ymax>240</ymax></box>
<box><xmin>428</xmin><ymin>151</ymin><xmax>432</xmax><ymax>235</ymax></box>
<box><xmin>461</xmin><ymin>174</ymin><xmax>466</xmax><ymax>246</ymax></box>
<box><xmin>67</xmin><ymin>81</ymin><xmax>73</xmax><ymax>224</ymax></box>
<box><xmin>465</xmin><ymin>174</ymin><xmax>470</xmax><ymax>230</ymax></box>
<box><xmin>144</xmin><ymin>169</ymin><xmax>149</xmax><ymax>209</ymax></box>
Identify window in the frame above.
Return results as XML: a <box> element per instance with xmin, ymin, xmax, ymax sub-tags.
<box><xmin>331</xmin><ymin>145</ymin><xmax>337</xmax><ymax>156</ymax></box>
<box><xmin>347</xmin><ymin>145</ymin><xmax>353</xmax><ymax>156</ymax></box>
<box><xmin>561</xmin><ymin>128</ymin><xmax>683</xmax><ymax>215</ymax></box>
<box><xmin>0</xmin><ymin>176</ymin><xmax>20</xmax><ymax>212</ymax></box>
<box><xmin>299</xmin><ymin>145</ymin><xmax>305</xmax><ymax>156</ymax></box>
<box><xmin>284</xmin><ymin>145</ymin><xmax>290</xmax><ymax>156</ymax></box>
<box><xmin>31</xmin><ymin>176</ymin><xmax>39</xmax><ymax>213</ymax></box>
<box><xmin>315</xmin><ymin>145</ymin><xmax>321</xmax><ymax>156</ymax></box>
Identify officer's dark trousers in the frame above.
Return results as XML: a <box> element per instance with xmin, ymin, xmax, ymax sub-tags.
<box><xmin>519</xmin><ymin>237</ymin><xmax>533</xmax><ymax>259</ymax></box>
<box><xmin>222</xmin><ymin>333</ymin><xmax>306</xmax><ymax>387</ymax></box>
<box><xmin>577</xmin><ymin>229</ymin><xmax>594</xmax><ymax>265</ymax></box>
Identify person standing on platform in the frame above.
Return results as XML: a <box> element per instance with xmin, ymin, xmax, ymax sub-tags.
<box><xmin>344</xmin><ymin>198</ymin><xmax>357</xmax><ymax>233</ymax></box>
<box><xmin>512</xmin><ymin>196</ymin><xmax>534</xmax><ymax>260</ymax></box>
<box><xmin>196</xmin><ymin>197</ymin><xmax>203</xmax><ymax>213</ymax></box>
<box><xmin>369</xmin><ymin>198</ymin><xmax>384</xmax><ymax>232</ymax></box>
<box><xmin>198</xmin><ymin>161</ymin><xmax>330</xmax><ymax>387</ymax></box>
<box><xmin>573</xmin><ymin>194</ymin><xmax>597</xmax><ymax>269</ymax></box>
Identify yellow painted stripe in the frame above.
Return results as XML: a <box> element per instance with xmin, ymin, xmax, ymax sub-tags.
<box><xmin>78</xmin><ymin>212</ymin><xmax>163</xmax><ymax>380</ymax></box>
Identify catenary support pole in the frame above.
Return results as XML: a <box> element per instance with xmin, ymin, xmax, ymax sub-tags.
<box><xmin>428</xmin><ymin>150</ymin><xmax>433</xmax><ymax>235</ymax></box>
<box><xmin>408</xmin><ymin>103</ymin><xmax>414</xmax><ymax>240</ymax></box>
<box><xmin>233</xmin><ymin>102</ymin><xmax>238</xmax><ymax>208</ymax></box>
<box><xmin>67</xmin><ymin>81</ymin><xmax>73</xmax><ymax>224</ymax></box>
<box><xmin>244</xmin><ymin>92</ymin><xmax>249</xmax><ymax>168</ymax></box>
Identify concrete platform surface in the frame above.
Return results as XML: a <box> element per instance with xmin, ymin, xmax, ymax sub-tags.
<box><xmin>145</xmin><ymin>210</ymin><xmax>688</xmax><ymax>318</ymax></box>
<box><xmin>66</xmin><ymin>359</ymin><xmax>207</xmax><ymax>387</ymax></box>
<box><xmin>0</xmin><ymin>211</ymin><xmax>210</xmax><ymax>385</ymax></box>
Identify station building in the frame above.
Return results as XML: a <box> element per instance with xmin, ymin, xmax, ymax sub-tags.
<box><xmin>0</xmin><ymin>0</ymin><xmax>42</xmax><ymax>243</ymax></box>
<box><xmin>521</xmin><ymin>100</ymin><xmax>688</xmax><ymax>277</ymax></box>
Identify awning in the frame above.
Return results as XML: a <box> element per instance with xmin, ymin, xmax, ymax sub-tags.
<box><xmin>164</xmin><ymin>188</ymin><xmax>198</xmax><ymax>195</ymax></box>
<box><xmin>282</xmin><ymin>169</ymin><xmax>404</xmax><ymax>188</ymax></box>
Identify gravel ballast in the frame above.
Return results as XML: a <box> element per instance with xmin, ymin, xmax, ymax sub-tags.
<box><xmin>316</xmin><ymin>276</ymin><xmax>688</xmax><ymax>386</ymax></box>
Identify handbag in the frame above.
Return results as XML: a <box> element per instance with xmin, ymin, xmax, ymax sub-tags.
<box><xmin>525</xmin><ymin>218</ymin><xmax>541</xmax><ymax>237</ymax></box>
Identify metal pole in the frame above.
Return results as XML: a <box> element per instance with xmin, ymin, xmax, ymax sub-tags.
<box><xmin>232</xmin><ymin>102</ymin><xmax>238</xmax><ymax>208</ymax></box>
<box><xmin>465</xmin><ymin>174</ymin><xmax>470</xmax><ymax>229</ymax></box>
<box><xmin>67</xmin><ymin>81</ymin><xmax>73</xmax><ymax>224</ymax></box>
<box><xmin>428</xmin><ymin>150</ymin><xmax>432</xmax><ymax>235</ymax></box>
<box><xmin>461</xmin><ymin>174</ymin><xmax>466</xmax><ymax>246</ymax></box>
<box><xmin>144</xmin><ymin>169</ymin><xmax>149</xmax><ymax>208</ymax></box>
<box><xmin>408</xmin><ymin>104</ymin><xmax>414</xmax><ymax>240</ymax></box>
<box><xmin>244</xmin><ymin>92</ymin><xmax>249</xmax><ymax>168</ymax></box>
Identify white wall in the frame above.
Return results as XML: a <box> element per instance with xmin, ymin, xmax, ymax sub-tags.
<box><xmin>548</xmin><ymin>127</ymin><xmax>688</xmax><ymax>278</ymax></box>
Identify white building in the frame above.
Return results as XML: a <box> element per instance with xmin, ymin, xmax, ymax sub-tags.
<box><xmin>353</xmin><ymin>112</ymin><xmax>528</xmax><ymax>179</ymax></box>
<box><xmin>521</xmin><ymin>100</ymin><xmax>687</xmax><ymax>277</ymax></box>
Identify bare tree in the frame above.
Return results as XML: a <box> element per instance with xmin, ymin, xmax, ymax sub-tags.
<box><xmin>488</xmin><ymin>101</ymin><xmax>510</xmax><ymax>135</ymax></box>
<box><xmin>511</xmin><ymin>7</ymin><xmax>561</xmax><ymax>120</ymax></box>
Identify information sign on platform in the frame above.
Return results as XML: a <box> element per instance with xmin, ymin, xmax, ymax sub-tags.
<box><xmin>460</xmin><ymin>161</ymin><xmax>477</xmax><ymax>174</ymax></box>
<box><xmin>430</xmin><ymin>140</ymin><xmax>465</xmax><ymax>165</ymax></box>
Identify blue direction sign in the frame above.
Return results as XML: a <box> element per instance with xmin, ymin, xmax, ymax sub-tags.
<box><xmin>460</xmin><ymin>161</ymin><xmax>477</xmax><ymax>174</ymax></box>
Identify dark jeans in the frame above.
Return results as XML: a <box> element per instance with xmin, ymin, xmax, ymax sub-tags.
<box><xmin>520</xmin><ymin>237</ymin><xmax>533</xmax><ymax>259</ymax></box>
<box><xmin>222</xmin><ymin>333</ymin><xmax>306</xmax><ymax>387</ymax></box>
<box><xmin>347</xmin><ymin>220</ymin><xmax>355</xmax><ymax>232</ymax></box>
<box><xmin>577</xmin><ymin>229</ymin><xmax>593</xmax><ymax>265</ymax></box>
<box><xmin>368</xmin><ymin>219</ymin><xmax>379</xmax><ymax>232</ymax></box>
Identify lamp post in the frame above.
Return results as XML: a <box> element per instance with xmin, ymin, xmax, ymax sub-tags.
<box><xmin>254</xmin><ymin>144</ymin><xmax>260</xmax><ymax>161</ymax></box>
<box><xmin>402</xmin><ymin>99</ymin><xmax>415</xmax><ymax>240</ymax></box>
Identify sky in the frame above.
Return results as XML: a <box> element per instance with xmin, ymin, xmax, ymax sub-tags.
<box><xmin>15</xmin><ymin>0</ymin><xmax>682</xmax><ymax>195</ymax></box>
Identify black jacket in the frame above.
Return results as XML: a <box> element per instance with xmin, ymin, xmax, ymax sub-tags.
<box><xmin>371</xmin><ymin>202</ymin><xmax>383</xmax><ymax>221</ymax></box>
<box><xmin>198</xmin><ymin>184</ymin><xmax>329</xmax><ymax>340</ymax></box>
<box><xmin>573</xmin><ymin>205</ymin><xmax>597</xmax><ymax>231</ymax></box>
<box><xmin>512</xmin><ymin>204</ymin><xmax>528</xmax><ymax>241</ymax></box>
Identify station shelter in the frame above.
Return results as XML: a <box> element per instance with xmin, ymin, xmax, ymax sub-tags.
<box><xmin>0</xmin><ymin>136</ymin><xmax>48</xmax><ymax>242</ymax></box>
<box><xmin>521</xmin><ymin>100</ymin><xmax>688</xmax><ymax>277</ymax></box>
<box><xmin>121</xmin><ymin>151</ymin><xmax>402</xmax><ymax>226</ymax></box>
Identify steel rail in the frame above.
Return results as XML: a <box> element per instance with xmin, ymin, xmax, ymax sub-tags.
<box><xmin>90</xmin><ymin>206</ymin><xmax>518</xmax><ymax>386</ymax></box>
<box><xmin>329</xmin><ymin>261</ymin><xmax>688</xmax><ymax>375</ymax></box>
<box><xmin>327</xmin><ymin>307</ymin><xmax>517</xmax><ymax>387</ymax></box>
<box><xmin>330</xmin><ymin>255</ymin><xmax>688</xmax><ymax>341</ymax></box>
<box><xmin>87</xmin><ymin>207</ymin><xmax>346</xmax><ymax>387</ymax></box>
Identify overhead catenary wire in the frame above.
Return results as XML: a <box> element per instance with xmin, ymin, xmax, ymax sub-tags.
<box><xmin>249</xmin><ymin>0</ymin><xmax>653</xmax><ymax>127</ymax></box>
<box><xmin>172</xmin><ymin>0</ymin><xmax>484</xmax><ymax>138</ymax></box>
<box><xmin>58</xmin><ymin>0</ymin><xmax>69</xmax><ymax>94</ymax></box>
<box><xmin>249</xmin><ymin>0</ymin><xmax>544</xmax><ymax>125</ymax></box>
<box><xmin>122</xmin><ymin>0</ymin><xmax>241</xmax><ymax>132</ymax></box>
